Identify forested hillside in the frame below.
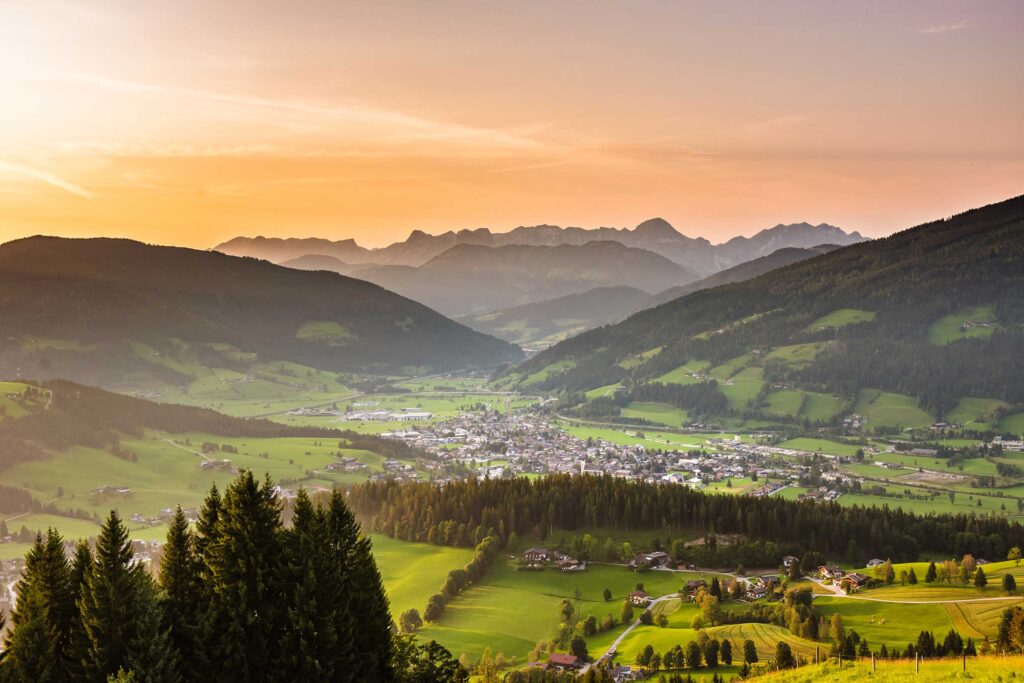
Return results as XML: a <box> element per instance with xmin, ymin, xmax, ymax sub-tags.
<box><xmin>506</xmin><ymin>195</ymin><xmax>1024</xmax><ymax>421</ymax></box>
<box><xmin>0</xmin><ymin>237</ymin><xmax>520</xmax><ymax>386</ymax></box>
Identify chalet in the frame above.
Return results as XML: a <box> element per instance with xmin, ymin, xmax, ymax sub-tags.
<box><xmin>523</xmin><ymin>547</ymin><xmax>548</xmax><ymax>563</ymax></box>
<box><xmin>782</xmin><ymin>555</ymin><xmax>799</xmax><ymax>569</ymax></box>
<box><xmin>547</xmin><ymin>653</ymin><xmax>579</xmax><ymax>671</ymax></box>
<box><xmin>628</xmin><ymin>551</ymin><xmax>671</xmax><ymax>570</ymax></box>
<box><xmin>866</xmin><ymin>558</ymin><xmax>885</xmax><ymax>568</ymax></box>
<box><xmin>748</xmin><ymin>584</ymin><xmax>768</xmax><ymax>600</ymax></box>
<box><xmin>843</xmin><ymin>573</ymin><xmax>870</xmax><ymax>590</ymax></box>
<box><xmin>910</xmin><ymin>448</ymin><xmax>938</xmax><ymax>457</ymax></box>
<box><xmin>685</xmin><ymin>579</ymin><xmax>706</xmax><ymax>594</ymax></box>
<box><xmin>629</xmin><ymin>590</ymin><xmax>650</xmax><ymax>607</ymax></box>
<box><xmin>557</xmin><ymin>558</ymin><xmax>584</xmax><ymax>572</ymax></box>
<box><xmin>819</xmin><ymin>565</ymin><xmax>843</xmax><ymax>580</ymax></box>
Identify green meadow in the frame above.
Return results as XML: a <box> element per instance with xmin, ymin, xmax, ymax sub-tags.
<box><xmin>927</xmin><ymin>305</ymin><xmax>1000</xmax><ymax>345</ymax></box>
<box><xmin>853</xmin><ymin>389</ymin><xmax>934</xmax><ymax>429</ymax></box>
<box><xmin>805</xmin><ymin>308</ymin><xmax>876</xmax><ymax>331</ymax></box>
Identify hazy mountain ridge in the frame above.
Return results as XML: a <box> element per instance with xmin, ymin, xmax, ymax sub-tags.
<box><xmin>214</xmin><ymin>218</ymin><xmax>866</xmax><ymax>275</ymax></box>
<box><xmin>0</xmin><ymin>237</ymin><xmax>521</xmax><ymax>385</ymax></box>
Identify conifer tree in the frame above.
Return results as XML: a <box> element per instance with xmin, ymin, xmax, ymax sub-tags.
<box><xmin>4</xmin><ymin>529</ymin><xmax>76</xmax><ymax>679</ymax></box>
<box><xmin>80</xmin><ymin>510</ymin><xmax>146</xmax><ymax>680</ymax></box>
<box><xmin>274</xmin><ymin>489</ymin><xmax>342</xmax><ymax>680</ymax></box>
<box><xmin>66</xmin><ymin>539</ymin><xmax>93</xmax><ymax>679</ymax></box>
<box><xmin>206</xmin><ymin>472</ymin><xmax>284</xmax><ymax>681</ymax></box>
<box><xmin>158</xmin><ymin>507</ymin><xmax>198</xmax><ymax>682</ymax></box>
<box><xmin>125</xmin><ymin>576</ymin><xmax>181</xmax><ymax>683</ymax></box>
<box><xmin>4</xmin><ymin>584</ymin><xmax>58</xmax><ymax>682</ymax></box>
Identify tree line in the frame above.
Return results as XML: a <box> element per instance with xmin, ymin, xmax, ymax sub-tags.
<box><xmin>347</xmin><ymin>474</ymin><xmax>1024</xmax><ymax>562</ymax></box>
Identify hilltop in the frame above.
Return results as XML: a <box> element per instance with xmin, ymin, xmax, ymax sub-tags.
<box><xmin>0</xmin><ymin>237</ymin><xmax>521</xmax><ymax>387</ymax></box>
<box><xmin>504</xmin><ymin>195</ymin><xmax>1024</xmax><ymax>423</ymax></box>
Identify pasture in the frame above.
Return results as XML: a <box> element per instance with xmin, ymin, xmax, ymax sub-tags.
<box><xmin>755</xmin><ymin>656</ymin><xmax>1024</xmax><ymax>682</ymax></box>
<box><xmin>805</xmin><ymin>309</ymin><xmax>876</xmax><ymax>331</ymax></box>
<box><xmin>927</xmin><ymin>305</ymin><xmax>1000</xmax><ymax>345</ymax></box>
<box><xmin>853</xmin><ymin>389</ymin><xmax>934</xmax><ymax>429</ymax></box>
<box><xmin>370</xmin><ymin>534</ymin><xmax>477</xmax><ymax>616</ymax></box>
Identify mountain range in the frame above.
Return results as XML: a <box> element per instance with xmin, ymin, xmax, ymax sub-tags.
<box><xmin>0</xmin><ymin>237</ymin><xmax>521</xmax><ymax>386</ymax></box>
<box><xmin>283</xmin><ymin>240</ymin><xmax>699</xmax><ymax>316</ymax></box>
<box><xmin>506</xmin><ymin>195</ymin><xmax>1024</xmax><ymax>419</ymax></box>
<box><xmin>214</xmin><ymin>219</ymin><xmax>866</xmax><ymax>276</ymax></box>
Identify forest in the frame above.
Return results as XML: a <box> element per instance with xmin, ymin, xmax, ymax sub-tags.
<box><xmin>348</xmin><ymin>474</ymin><xmax>1023</xmax><ymax>562</ymax></box>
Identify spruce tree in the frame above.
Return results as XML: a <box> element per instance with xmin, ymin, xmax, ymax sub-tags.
<box><xmin>80</xmin><ymin>510</ymin><xmax>145</xmax><ymax>680</ymax></box>
<box><xmin>4</xmin><ymin>584</ymin><xmax>58</xmax><ymax>682</ymax></box>
<box><xmin>192</xmin><ymin>484</ymin><xmax>224</xmax><ymax>679</ymax></box>
<box><xmin>4</xmin><ymin>529</ymin><xmax>76</xmax><ymax>679</ymax></box>
<box><xmin>273</xmin><ymin>489</ymin><xmax>341</xmax><ymax>680</ymax></box>
<box><xmin>67</xmin><ymin>539</ymin><xmax>94</xmax><ymax>679</ymax></box>
<box><xmin>158</xmin><ymin>507</ymin><xmax>198</xmax><ymax>682</ymax></box>
<box><xmin>206</xmin><ymin>472</ymin><xmax>284</xmax><ymax>682</ymax></box>
<box><xmin>126</xmin><ymin>576</ymin><xmax>181</xmax><ymax>683</ymax></box>
<box><xmin>327</xmin><ymin>489</ymin><xmax>392</xmax><ymax>681</ymax></box>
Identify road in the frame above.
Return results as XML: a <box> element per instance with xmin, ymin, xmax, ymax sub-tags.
<box><xmin>594</xmin><ymin>592</ymin><xmax>679</xmax><ymax>665</ymax></box>
<box><xmin>161</xmin><ymin>438</ymin><xmax>215</xmax><ymax>462</ymax></box>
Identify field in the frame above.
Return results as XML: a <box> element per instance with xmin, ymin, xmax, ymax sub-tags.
<box><xmin>620</xmin><ymin>402</ymin><xmax>690</xmax><ymax>427</ymax></box>
<box><xmin>653</xmin><ymin>360</ymin><xmax>710</xmax><ymax>385</ymax></box>
<box><xmin>755</xmin><ymin>656</ymin><xmax>1024</xmax><ymax>682</ymax></box>
<box><xmin>370</xmin><ymin>534</ymin><xmax>476</xmax><ymax>616</ymax></box>
<box><xmin>946</xmin><ymin>397</ymin><xmax>1010</xmax><ymax>429</ymax></box>
<box><xmin>805</xmin><ymin>309</ymin><xmax>876</xmax><ymax>332</ymax></box>
<box><xmin>927</xmin><ymin>305</ymin><xmax>1001</xmax><ymax>345</ymax></box>
<box><xmin>853</xmin><ymin>389</ymin><xmax>934</xmax><ymax>429</ymax></box>
<box><xmin>1000</xmin><ymin>412</ymin><xmax>1024</xmax><ymax>437</ymax></box>
<box><xmin>718</xmin><ymin>367</ymin><xmax>766</xmax><ymax>412</ymax></box>
<box><xmin>765</xmin><ymin>342</ymin><xmax>828</xmax><ymax>367</ymax></box>
<box><xmin>778</xmin><ymin>438</ymin><xmax>866</xmax><ymax>457</ymax></box>
<box><xmin>418</xmin><ymin>559</ymin><xmax>720</xmax><ymax>663</ymax></box>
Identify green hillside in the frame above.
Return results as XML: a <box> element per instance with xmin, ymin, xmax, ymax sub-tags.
<box><xmin>505</xmin><ymin>195</ymin><xmax>1024</xmax><ymax>425</ymax></box>
<box><xmin>0</xmin><ymin>237</ymin><xmax>521</xmax><ymax>389</ymax></box>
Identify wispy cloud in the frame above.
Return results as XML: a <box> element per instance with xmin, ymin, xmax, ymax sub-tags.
<box><xmin>746</xmin><ymin>115</ymin><xmax>807</xmax><ymax>132</ymax></box>
<box><xmin>49</xmin><ymin>71</ymin><xmax>548</xmax><ymax>153</ymax></box>
<box><xmin>0</xmin><ymin>160</ymin><xmax>94</xmax><ymax>199</ymax></box>
<box><xmin>920</xmin><ymin>22</ymin><xmax>968</xmax><ymax>35</ymax></box>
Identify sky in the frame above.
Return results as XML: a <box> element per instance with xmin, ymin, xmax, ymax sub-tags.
<box><xmin>0</xmin><ymin>1</ymin><xmax>1022</xmax><ymax>248</ymax></box>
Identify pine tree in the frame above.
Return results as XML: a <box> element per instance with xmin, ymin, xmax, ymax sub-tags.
<box><xmin>192</xmin><ymin>484</ymin><xmax>223</xmax><ymax>678</ymax></box>
<box><xmin>125</xmin><ymin>576</ymin><xmax>181</xmax><ymax>683</ymax></box>
<box><xmin>327</xmin><ymin>489</ymin><xmax>393</xmax><ymax>681</ymax></box>
<box><xmin>4</xmin><ymin>583</ymin><xmax>59</xmax><ymax>682</ymax></box>
<box><xmin>4</xmin><ymin>529</ymin><xmax>76</xmax><ymax>679</ymax></box>
<box><xmin>1003</xmin><ymin>573</ymin><xmax>1017</xmax><ymax>594</ymax></box>
<box><xmin>925</xmin><ymin>561</ymin><xmax>937</xmax><ymax>583</ymax></box>
<box><xmin>67</xmin><ymin>539</ymin><xmax>93</xmax><ymax>679</ymax></box>
<box><xmin>206</xmin><ymin>472</ymin><xmax>284</xmax><ymax>682</ymax></box>
<box><xmin>80</xmin><ymin>511</ymin><xmax>146</xmax><ymax>679</ymax></box>
<box><xmin>274</xmin><ymin>489</ymin><xmax>342</xmax><ymax>680</ymax></box>
<box><xmin>158</xmin><ymin>507</ymin><xmax>198</xmax><ymax>682</ymax></box>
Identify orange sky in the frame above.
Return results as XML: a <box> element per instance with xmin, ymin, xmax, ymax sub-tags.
<box><xmin>1</xmin><ymin>1</ymin><xmax>1022</xmax><ymax>248</ymax></box>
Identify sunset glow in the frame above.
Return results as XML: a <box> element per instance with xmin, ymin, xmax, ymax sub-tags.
<box><xmin>1</xmin><ymin>0</ymin><xmax>1022</xmax><ymax>247</ymax></box>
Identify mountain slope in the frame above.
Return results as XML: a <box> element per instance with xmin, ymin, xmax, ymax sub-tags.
<box><xmin>506</xmin><ymin>195</ymin><xmax>1024</xmax><ymax>418</ymax></box>
<box><xmin>456</xmin><ymin>285</ymin><xmax>652</xmax><ymax>351</ymax></box>
<box><xmin>280</xmin><ymin>253</ymin><xmax>354</xmax><ymax>274</ymax></box>
<box><xmin>647</xmin><ymin>245</ymin><xmax>840</xmax><ymax>308</ymax></box>
<box><xmin>348</xmin><ymin>241</ymin><xmax>698</xmax><ymax>316</ymax></box>
<box><xmin>0</xmin><ymin>237</ymin><xmax>521</xmax><ymax>385</ymax></box>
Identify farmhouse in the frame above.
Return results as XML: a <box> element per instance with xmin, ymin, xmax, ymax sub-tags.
<box><xmin>523</xmin><ymin>547</ymin><xmax>549</xmax><ymax>563</ymax></box>
<box><xmin>629</xmin><ymin>590</ymin><xmax>650</xmax><ymax>607</ymax></box>
<box><xmin>782</xmin><ymin>555</ymin><xmax>799</xmax><ymax>568</ymax></box>
<box><xmin>546</xmin><ymin>653</ymin><xmax>579</xmax><ymax>671</ymax></box>
<box><xmin>819</xmin><ymin>564</ymin><xmax>843</xmax><ymax>580</ymax></box>
<box><xmin>628</xmin><ymin>551</ymin><xmax>671</xmax><ymax>570</ymax></box>
<box><xmin>843</xmin><ymin>572</ymin><xmax>870</xmax><ymax>591</ymax></box>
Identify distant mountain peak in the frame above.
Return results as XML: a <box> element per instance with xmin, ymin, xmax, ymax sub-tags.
<box><xmin>634</xmin><ymin>217</ymin><xmax>680</xmax><ymax>238</ymax></box>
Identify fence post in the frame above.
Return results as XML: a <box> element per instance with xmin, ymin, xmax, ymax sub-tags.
<box><xmin>915</xmin><ymin>654</ymin><xmax>920</xmax><ymax>674</ymax></box>
<box><xmin>963</xmin><ymin>654</ymin><xmax>966</xmax><ymax>672</ymax></box>
<box><xmin>872</xmin><ymin>653</ymin><xmax>875</xmax><ymax>672</ymax></box>
<box><xmin>815</xmin><ymin>646</ymin><xmax>819</xmax><ymax>665</ymax></box>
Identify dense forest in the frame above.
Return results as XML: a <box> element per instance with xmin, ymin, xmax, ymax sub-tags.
<box><xmin>0</xmin><ymin>472</ymin><xmax>469</xmax><ymax>682</ymax></box>
<box><xmin>348</xmin><ymin>474</ymin><xmax>1023</xmax><ymax>562</ymax></box>
<box><xmin>0</xmin><ymin>380</ymin><xmax>429</xmax><ymax>471</ymax></box>
<box><xmin>509</xmin><ymin>195</ymin><xmax>1024</xmax><ymax>416</ymax></box>
<box><xmin>0</xmin><ymin>236</ymin><xmax>520</xmax><ymax>386</ymax></box>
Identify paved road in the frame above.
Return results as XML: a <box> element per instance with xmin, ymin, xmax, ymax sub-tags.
<box><xmin>162</xmin><ymin>438</ymin><xmax>215</xmax><ymax>462</ymax></box>
<box><xmin>596</xmin><ymin>593</ymin><xmax>679</xmax><ymax>664</ymax></box>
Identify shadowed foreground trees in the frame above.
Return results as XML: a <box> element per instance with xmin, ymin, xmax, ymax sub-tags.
<box><xmin>0</xmin><ymin>471</ymin><xmax>467</xmax><ymax>682</ymax></box>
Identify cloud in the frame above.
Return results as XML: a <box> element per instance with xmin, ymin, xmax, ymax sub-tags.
<box><xmin>48</xmin><ymin>71</ymin><xmax>548</xmax><ymax>153</ymax></box>
<box><xmin>920</xmin><ymin>22</ymin><xmax>968</xmax><ymax>34</ymax></box>
<box><xmin>0</xmin><ymin>160</ymin><xmax>94</xmax><ymax>199</ymax></box>
<box><xmin>746</xmin><ymin>115</ymin><xmax>807</xmax><ymax>132</ymax></box>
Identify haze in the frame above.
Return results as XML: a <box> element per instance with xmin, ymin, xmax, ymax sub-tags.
<box><xmin>1</xmin><ymin>0</ymin><xmax>1022</xmax><ymax>248</ymax></box>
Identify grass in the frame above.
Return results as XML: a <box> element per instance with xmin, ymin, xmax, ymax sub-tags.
<box><xmin>519</xmin><ymin>360</ymin><xmax>575</xmax><ymax>388</ymax></box>
<box><xmin>620</xmin><ymin>402</ymin><xmax>690</xmax><ymax>427</ymax></box>
<box><xmin>928</xmin><ymin>305</ymin><xmax>1001</xmax><ymax>345</ymax></box>
<box><xmin>779</xmin><ymin>438</ymin><xmax>865</xmax><ymax>458</ymax></box>
<box><xmin>853</xmin><ymin>389</ymin><xmax>934</xmax><ymax>429</ymax></box>
<box><xmin>754</xmin><ymin>656</ymin><xmax>1024</xmax><ymax>682</ymax></box>
<box><xmin>813</xmin><ymin>597</ymin><xmax>956</xmax><ymax>650</ymax></box>
<box><xmin>370</xmin><ymin>534</ymin><xmax>476</xmax><ymax>616</ymax></box>
<box><xmin>653</xmin><ymin>360</ymin><xmax>711</xmax><ymax>385</ymax></box>
<box><xmin>420</xmin><ymin>559</ymin><xmax>719</xmax><ymax>663</ymax></box>
<box><xmin>766</xmin><ymin>343</ymin><xmax>828</xmax><ymax>366</ymax></box>
<box><xmin>1000</xmin><ymin>412</ymin><xmax>1024</xmax><ymax>438</ymax></box>
<box><xmin>764</xmin><ymin>390</ymin><xmax>806</xmax><ymax>418</ymax></box>
<box><xmin>618</xmin><ymin>347</ymin><xmax>664</xmax><ymax>370</ymax></box>
<box><xmin>718</xmin><ymin>367</ymin><xmax>766</xmax><ymax>412</ymax></box>
<box><xmin>946</xmin><ymin>397</ymin><xmax>1010</xmax><ymax>429</ymax></box>
<box><xmin>805</xmin><ymin>309</ymin><xmax>876</xmax><ymax>332</ymax></box>
<box><xmin>801</xmin><ymin>392</ymin><xmax>845</xmax><ymax>421</ymax></box>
